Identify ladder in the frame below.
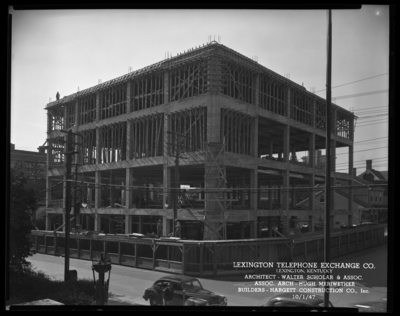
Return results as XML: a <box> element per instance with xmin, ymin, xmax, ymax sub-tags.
<box><xmin>279</xmin><ymin>208</ymin><xmax>288</xmax><ymax>236</ymax></box>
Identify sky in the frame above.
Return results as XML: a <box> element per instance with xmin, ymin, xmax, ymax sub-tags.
<box><xmin>9</xmin><ymin>6</ymin><xmax>390</xmax><ymax>175</ymax></box>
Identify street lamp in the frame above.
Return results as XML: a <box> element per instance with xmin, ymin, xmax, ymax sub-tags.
<box><xmin>91</xmin><ymin>254</ymin><xmax>112</xmax><ymax>305</ymax></box>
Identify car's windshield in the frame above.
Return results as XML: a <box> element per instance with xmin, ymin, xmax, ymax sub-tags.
<box><xmin>182</xmin><ymin>280</ymin><xmax>203</xmax><ymax>290</ymax></box>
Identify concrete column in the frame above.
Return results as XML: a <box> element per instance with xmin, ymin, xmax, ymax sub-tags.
<box><xmin>75</xmin><ymin>99</ymin><xmax>80</xmax><ymax>128</ymax></box>
<box><xmin>95</xmin><ymin>92</ymin><xmax>101</xmax><ymax>122</ymax></box>
<box><xmin>126</xmin><ymin>168</ymin><xmax>133</xmax><ymax>208</ymax></box>
<box><xmin>163</xmin><ymin>165</ymin><xmax>172</xmax><ymax>234</ymax></box>
<box><xmin>94</xmin><ymin>214</ymin><xmax>100</xmax><ymax>231</ymax></box>
<box><xmin>110</xmin><ymin>171</ymin><xmax>115</xmax><ymax>208</ymax></box>
<box><xmin>126</xmin><ymin>119</ymin><xmax>132</xmax><ymax>161</ymax></box>
<box><xmin>126</xmin><ymin>80</ymin><xmax>131</xmax><ymax>114</ymax></box>
<box><xmin>311</xmin><ymin>99</ymin><xmax>316</xmax><ymax>128</ymax></box>
<box><xmin>95</xmin><ymin>171</ymin><xmax>102</xmax><ymax>208</ymax></box>
<box><xmin>283</xmin><ymin>126</ymin><xmax>290</xmax><ymax>163</ymax></box>
<box><xmin>125</xmin><ymin>215</ymin><xmax>132</xmax><ymax>234</ymax></box>
<box><xmin>204</xmin><ymin>97</ymin><xmax>223</xmax><ymax>240</ymax></box>
<box><xmin>252</xmin><ymin>116</ymin><xmax>258</xmax><ymax>157</ymax></box>
<box><xmin>96</xmin><ymin>126</ymin><xmax>102</xmax><ymax>163</ymax></box>
<box><xmin>254</xmin><ymin>74</ymin><xmax>260</xmax><ymax>107</ymax></box>
<box><xmin>309</xmin><ymin>133</ymin><xmax>315</xmax><ymax>168</ymax></box>
<box><xmin>282</xmin><ymin>170</ymin><xmax>290</xmax><ymax>229</ymax></box>
<box><xmin>286</xmin><ymin>87</ymin><xmax>291</xmax><ymax>118</ymax></box>
<box><xmin>207</xmin><ymin>95</ymin><xmax>221</xmax><ymax>142</ymax></box>
<box><xmin>163</xmin><ymin>71</ymin><xmax>169</xmax><ymax>104</ymax></box>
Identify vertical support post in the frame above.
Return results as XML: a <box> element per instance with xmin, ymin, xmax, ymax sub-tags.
<box><xmin>199</xmin><ymin>244</ymin><xmax>204</xmax><ymax>277</ymax></box>
<box><xmin>213</xmin><ymin>243</ymin><xmax>217</xmax><ymax>278</ymax></box>
<box><xmin>182</xmin><ymin>244</ymin><xmax>186</xmax><ymax>275</ymax></box>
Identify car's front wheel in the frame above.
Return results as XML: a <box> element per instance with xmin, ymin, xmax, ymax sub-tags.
<box><xmin>148</xmin><ymin>295</ymin><xmax>158</xmax><ymax>306</ymax></box>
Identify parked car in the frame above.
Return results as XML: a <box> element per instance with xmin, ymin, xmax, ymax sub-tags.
<box><xmin>341</xmin><ymin>223</ymin><xmax>357</xmax><ymax>229</ymax></box>
<box><xmin>263</xmin><ymin>292</ymin><xmax>334</xmax><ymax>308</ymax></box>
<box><xmin>359</xmin><ymin>221</ymin><xmax>378</xmax><ymax>225</ymax></box>
<box><xmin>143</xmin><ymin>274</ymin><xmax>228</xmax><ymax>306</ymax></box>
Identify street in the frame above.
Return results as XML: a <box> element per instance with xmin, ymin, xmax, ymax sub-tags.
<box><xmin>26</xmin><ymin>243</ymin><xmax>388</xmax><ymax>309</ymax></box>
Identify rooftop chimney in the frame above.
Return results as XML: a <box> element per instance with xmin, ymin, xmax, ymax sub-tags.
<box><xmin>366</xmin><ymin>160</ymin><xmax>372</xmax><ymax>170</ymax></box>
<box><xmin>353</xmin><ymin>168</ymin><xmax>357</xmax><ymax>176</ymax></box>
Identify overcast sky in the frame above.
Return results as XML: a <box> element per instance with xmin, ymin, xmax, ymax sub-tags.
<box><xmin>9</xmin><ymin>6</ymin><xmax>390</xmax><ymax>174</ymax></box>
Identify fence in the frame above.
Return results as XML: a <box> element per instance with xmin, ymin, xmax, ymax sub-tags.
<box><xmin>30</xmin><ymin>224</ymin><xmax>387</xmax><ymax>277</ymax></box>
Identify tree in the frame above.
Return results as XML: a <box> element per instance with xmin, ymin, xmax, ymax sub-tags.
<box><xmin>9</xmin><ymin>166</ymin><xmax>38</xmax><ymax>272</ymax></box>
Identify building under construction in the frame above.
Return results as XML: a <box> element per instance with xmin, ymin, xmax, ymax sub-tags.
<box><xmin>44</xmin><ymin>41</ymin><xmax>356</xmax><ymax>240</ymax></box>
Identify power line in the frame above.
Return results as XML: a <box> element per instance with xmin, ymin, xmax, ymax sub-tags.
<box><xmin>315</xmin><ymin>73</ymin><xmax>388</xmax><ymax>93</ymax></box>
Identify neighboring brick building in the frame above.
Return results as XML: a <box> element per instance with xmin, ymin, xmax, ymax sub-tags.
<box><xmin>10</xmin><ymin>143</ymin><xmax>47</xmax><ymax>211</ymax></box>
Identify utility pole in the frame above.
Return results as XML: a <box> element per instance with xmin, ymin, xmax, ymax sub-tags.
<box><xmin>167</xmin><ymin>130</ymin><xmax>187</xmax><ymax>236</ymax></box>
<box><xmin>324</xmin><ymin>8</ymin><xmax>332</xmax><ymax>307</ymax></box>
<box><xmin>61</xmin><ymin>129</ymin><xmax>81</xmax><ymax>281</ymax></box>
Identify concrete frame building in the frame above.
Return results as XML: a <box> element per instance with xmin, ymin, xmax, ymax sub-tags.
<box><xmin>44</xmin><ymin>41</ymin><xmax>356</xmax><ymax>240</ymax></box>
